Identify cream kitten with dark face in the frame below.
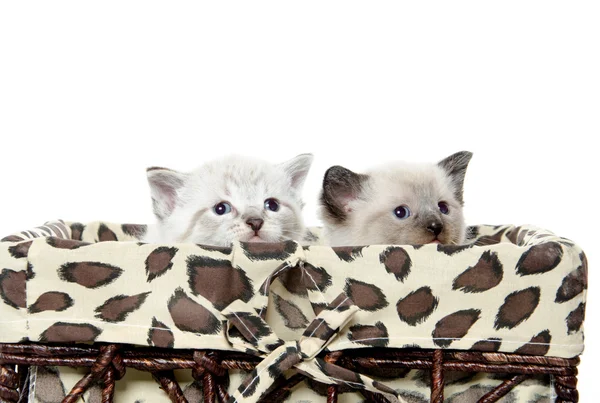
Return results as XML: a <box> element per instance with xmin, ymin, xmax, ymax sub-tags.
<box><xmin>143</xmin><ymin>154</ymin><xmax>313</xmax><ymax>246</ymax></box>
<box><xmin>319</xmin><ymin>151</ymin><xmax>472</xmax><ymax>246</ymax></box>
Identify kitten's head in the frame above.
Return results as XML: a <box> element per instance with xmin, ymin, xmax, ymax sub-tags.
<box><xmin>146</xmin><ymin>154</ymin><xmax>313</xmax><ymax>246</ymax></box>
<box><xmin>320</xmin><ymin>151</ymin><xmax>472</xmax><ymax>246</ymax></box>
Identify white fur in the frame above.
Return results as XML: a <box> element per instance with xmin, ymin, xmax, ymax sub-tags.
<box><xmin>144</xmin><ymin>154</ymin><xmax>313</xmax><ymax>246</ymax></box>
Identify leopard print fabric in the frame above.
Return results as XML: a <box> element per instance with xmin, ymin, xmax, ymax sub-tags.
<box><xmin>0</xmin><ymin>220</ymin><xmax>587</xmax><ymax>402</ymax></box>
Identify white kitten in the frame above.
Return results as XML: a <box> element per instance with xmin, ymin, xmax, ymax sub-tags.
<box><xmin>143</xmin><ymin>154</ymin><xmax>313</xmax><ymax>246</ymax></box>
<box><xmin>319</xmin><ymin>151</ymin><xmax>472</xmax><ymax>246</ymax></box>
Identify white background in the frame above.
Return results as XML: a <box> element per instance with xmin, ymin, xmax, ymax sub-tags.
<box><xmin>1</xmin><ymin>2</ymin><xmax>598</xmax><ymax>401</ymax></box>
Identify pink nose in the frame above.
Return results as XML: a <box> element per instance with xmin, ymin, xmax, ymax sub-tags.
<box><xmin>246</xmin><ymin>218</ymin><xmax>264</xmax><ymax>233</ymax></box>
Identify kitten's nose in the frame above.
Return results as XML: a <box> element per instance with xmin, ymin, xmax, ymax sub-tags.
<box><xmin>427</xmin><ymin>221</ymin><xmax>443</xmax><ymax>236</ymax></box>
<box><xmin>246</xmin><ymin>218</ymin><xmax>264</xmax><ymax>233</ymax></box>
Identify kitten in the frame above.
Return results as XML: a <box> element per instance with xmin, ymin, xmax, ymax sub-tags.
<box><xmin>143</xmin><ymin>154</ymin><xmax>313</xmax><ymax>246</ymax></box>
<box><xmin>319</xmin><ymin>151</ymin><xmax>472</xmax><ymax>246</ymax></box>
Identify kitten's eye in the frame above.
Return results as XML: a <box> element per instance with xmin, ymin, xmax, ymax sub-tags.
<box><xmin>394</xmin><ymin>205</ymin><xmax>411</xmax><ymax>220</ymax></box>
<box><xmin>438</xmin><ymin>202</ymin><xmax>449</xmax><ymax>215</ymax></box>
<box><xmin>264</xmin><ymin>198</ymin><xmax>280</xmax><ymax>212</ymax></box>
<box><xmin>214</xmin><ymin>202</ymin><xmax>232</xmax><ymax>215</ymax></box>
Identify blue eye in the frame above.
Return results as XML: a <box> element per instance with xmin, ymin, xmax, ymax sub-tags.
<box><xmin>264</xmin><ymin>198</ymin><xmax>280</xmax><ymax>212</ymax></box>
<box><xmin>438</xmin><ymin>202</ymin><xmax>449</xmax><ymax>215</ymax></box>
<box><xmin>394</xmin><ymin>205</ymin><xmax>411</xmax><ymax>219</ymax></box>
<box><xmin>214</xmin><ymin>202</ymin><xmax>232</xmax><ymax>215</ymax></box>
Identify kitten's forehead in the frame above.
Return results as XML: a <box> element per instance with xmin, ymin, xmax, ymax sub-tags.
<box><xmin>368</xmin><ymin>162</ymin><xmax>453</xmax><ymax>201</ymax></box>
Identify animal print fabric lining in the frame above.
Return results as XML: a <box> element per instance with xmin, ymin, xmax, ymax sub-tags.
<box><xmin>0</xmin><ymin>220</ymin><xmax>587</xmax><ymax>401</ymax></box>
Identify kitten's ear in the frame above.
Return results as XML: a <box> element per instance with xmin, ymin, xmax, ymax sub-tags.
<box><xmin>280</xmin><ymin>153</ymin><xmax>314</xmax><ymax>191</ymax></box>
<box><xmin>321</xmin><ymin>165</ymin><xmax>367</xmax><ymax>223</ymax></box>
<box><xmin>146</xmin><ymin>167</ymin><xmax>187</xmax><ymax>220</ymax></box>
<box><xmin>437</xmin><ymin>151</ymin><xmax>473</xmax><ymax>204</ymax></box>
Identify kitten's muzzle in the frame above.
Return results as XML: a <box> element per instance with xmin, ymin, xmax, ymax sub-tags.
<box><xmin>246</xmin><ymin>218</ymin><xmax>264</xmax><ymax>233</ymax></box>
<box><xmin>427</xmin><ymin>221</ymin><xmax>443</xmax><ymax>236</ymax></box>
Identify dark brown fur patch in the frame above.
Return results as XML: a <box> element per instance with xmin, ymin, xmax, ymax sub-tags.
<box><xmin>98</xmin><ymin>223</ymin><xmax>118</xmax><ymax>242</ymax></box>
<box><xmin>436</xmin><ymin>244</ymin><xmax>474</xmax><ymax>256</ymax></box>
<box><xmin>121</xmin><ymin>224</ymin><xmax>147</xmax><ymax>238</ymax></box>
<box><xmin>273</xmin><ymin>293</ymin><xmax>309</xmax><ymax>329</ymax></box>
<box><xmin>240</xmin><ymin>240</ymin><xmax>297</xmax><ymax>261</ymax></box>
<box><xmin>40</xmin><ymin>322</ymin><xmax>102</xmax><ymax>342</ymax></box>
<box><xmin>516</xmin><ymin>242</ymin><xmax>563</xmax><ymax>276</ymax></box>
<box><xmin>146</xmin><ymin>246</ymin><xmax>178</xmax><ymax>282</ymax></box>
<box><xmin>187</xmin><ymin>256</ymin><xmax>254</xmax><ymax>310</ymax></box>
<box><xmin>348</xmin><ymin>322</ymin><xmax>389</xmax><ymax>347</ymax></box>
<box><xmin>267</xmin><ymin>345</ymin><xmax>301</xmax><ymax>379</ymax></box>
<box><xmin>8</xmin><ymin>240</ymin><xmax>32</xmax><ymax>258</ymax></box>
<box><xmin>279</xmin><ymin>262</ymin><xmax>332</xmax><ymax>296</ymax></box>
<box><xmin>147</xmin><ymin>317</ymin><xmax>174</xmax><ymax>348</ymax></box>
<box><xmin>94</xmin><ymin>292</ymin><xmax>151</xmax><ymax>322</ymax></box>
<box><xmin>432</xmin><ymin>309</ymin><xmax>481</xmax><ymax>347</ymax></box>
<box><xmin>0</xmin><ymin>269</ymin><xmax>26</xmax><ymax>308</ymax></box>
<box><xmin>514</xmin><ymin>330</ymin><xmax>551</xmax><ymax>355</ymax></box>
<box><xmin>168</xmin><ymin>288</ymin><xmax>221</xmax><ymax>334</ymax></box>
<box><xmin>494</xmin><ymin>287</ymin><xmax>540</xmax><ymax>330</ymax></box>
<box><xmin>396</xmin><ymin>287</ymin><xmax>439</xmax><ymax>326</ymax></box>
<box><xmin>29</xmin><ymin>292</ymin><xmax>74</xmax><ymax>313</ymax></box>
<box><xmin>240</xmin><ymin>369</ymin><xmax>260</xmax><ymax>397</ymax></box>
<box><xmin>566</xmin><ymin>303</ymin><xmax>585</xmax><ymax>334</ymax></box>
<box><xmin>58</xmin><ymin>262</ymin><xmax>123</xmax><ymax>288</ymax></box>
<box><xmin>316</xmin><ymin>359</ymin><xmax>362</xmax><ymax>385</ymax></box>
<box><xmin>453</xmin><ymin>250</ymin><xmax>503</xmax><ymax>293</ymax></box>
<box><xmin>380</xmin><ymin>247</ymin><xmax>412</xmax><ymax>282</ymax></box>
<box><xmin>344</xmin><ymin>278</ymin><xmax>388</xmax><ymax>312</ymax></box>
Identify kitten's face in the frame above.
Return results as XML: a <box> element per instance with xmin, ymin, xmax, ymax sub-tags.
<box><xmin>146</xmin><ymin>154</ymin><xmax>313</xmax><ymax>246</ymax></box>
<box><xmin>320</xmin><ymin>151</ymin><xmax>472</xmax><ymax>246</ymax></box>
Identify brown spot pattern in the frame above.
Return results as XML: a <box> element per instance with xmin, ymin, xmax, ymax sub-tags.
<box><xmin>516</xmin><ymin>242</ymin><xmax>563</xmax><ymax>276</ymax></box>
<box><xmin>58</xmin><ymin>262</ymin><xmax>123</xmax><ymax>288</ymax></box>
<box><xmin>303</xmin><ymin>318</ymin><xmax>335</xmax><ymax>341</ymax></box>
<box><xmin>40</xmin><ymin>322</ymin><xmax>102</xmax><ymax>342</ymax></box>
<box><xmin>187</xmin><ymin>256</ymin><xmax>253</xmax><ymax>310</ymax></box>
<box><xmin>34</xmin><ymin>366</ymin><xmax>66</xmax><ymax>402</ymax></box>
<box><xmin>273</xmin><ymin>293</ymin><xmax>309</xmax><ymax>329</ymax></box>
<box><xmin>333</xmin><ymin>246</ymin><xmax>365</xmax><ymax>262</ymax></box>
<box><xmin>168</xmin><ymin>288</ymin><xmax>221</xmax><ymax>334</ymax></box>
<box><xmin>70</xmin><ymin>223</ymin><xmax>84</xmax><ymax>240</ymax></box>
<box><xmin>555</xmin><ymin>263</ymin><xmax>587</xmax><ymax>303</ymax></box>
<box><xmin>146</xmin><ymin>246</ymin><xmax>178</xmax><ymax>282</ymax></box>
<box><xmin>566</xmin><ymin>303</ymin><xmax>585</xmax><ymax>334</ymax></box>
<box><xmin>147</xmin><ymin>317</ymin><xmax>174</xmax><ymax>348</ymax></box>
<box><xmin>453</xmin><ymin>251</ymin><xmax>503</xmax><ymax>293</ymax></box>
<box><xmin>29</xmin><ymin>292</ymin><xmax>74</xmax><ymax>313</ymax></box>
<box><xmin>240</xmin><ymin>240</ymin><xmax>297</xmax><ymax>261</ymax></box>
<box><xmin>121</xmin><ymin>224</ymin><xmax>147</xmax><ymax>238</ymax></box>
<box><xmin>344</xmin><ymin>278</ymin><xmax>388</xmax><ymax>312</ymax></box>
<box><xmin>380</xmin><ymin>247</ymin><xmax>412</xmax><ymax>282</ymax></box>
<box><xmin>514</xmin><ymin>330</ymin><xmax>551</xmax><ymax>355</ymax></box>
<box><xmin>268</xmin><ymin>345</ymin><xmax>301</xmax><ymax>379</ymax></box>
<box><xmin>471</xmin><ymin>338</ymin><xmax>502</xmax><ymax>352</ymax></box>
<box><xmin>348</xmin><ymin>322</ymin><xmax>389</xmax><ymax>347</ymax></box>
<box><xmin>95</xmin><ymin>292</ymin><xmax>151</xmax><ymax>322</ymax></box>
<box><xmin>494</xmin><ymin>287</ymin><xmax>540</xmax><ymax>330</ymax></box>
<box><xmin>279</xmin><ymin>262</ymin><xmax>332</xmax><ymax>296</ymax></box>
<box><xmin>225</xmin><ymin>311</ymin><xmax>273</xmax><ymax>343</ymax></box>
<box><xmin>98</xmin><ymin>223</ymin><xmax>118</xmax><ymax>242</ymax></box>
<box><xmin>432</xmin><ymin>309</ymin><xmax>481</xmax><ymax>347</ymax></box>
<box><xmin>8</xmin><ymin>240</ymin><xmax>32</xmax><ymax>259</ymax></box>
<box><xmin>0</xmin><ymin>269</ymin><xmax>26</xmax><ymax>308</ymax></box>
<box><xmin>47</xmin><ymin>237</ymin><xmax>90</xmax><ymax>249</ymax></box>
<box><xmin>436</xmin><ymin>244</ymin><xmax>474</xmax><ymax>256</ymax></box>
<box><xmin>396</xmin><ymin>287</ymin><xmax>439</xmax><ymax>326</ymax></box>
<box><xmin>1</xmin><ymin>235</ymin><xmax>25</xmax><ymax>242</ymax></box>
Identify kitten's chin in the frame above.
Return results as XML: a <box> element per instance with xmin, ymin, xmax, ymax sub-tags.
<box><xmin>245</xmin><ymin>235</ymin><xmax>268</xmax><ymax>243</ymax></box>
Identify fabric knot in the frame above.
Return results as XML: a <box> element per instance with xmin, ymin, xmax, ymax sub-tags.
<box><xmin>222</xmin><ymin>293</ymin><xmax>402</xmax><ymax>403</ymax></box>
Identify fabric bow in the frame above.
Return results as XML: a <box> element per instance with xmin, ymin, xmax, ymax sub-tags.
<box><xmin>222</xmin><ymin>293</ymin><xmax>401</xmax><ymax>403</ymax></box>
